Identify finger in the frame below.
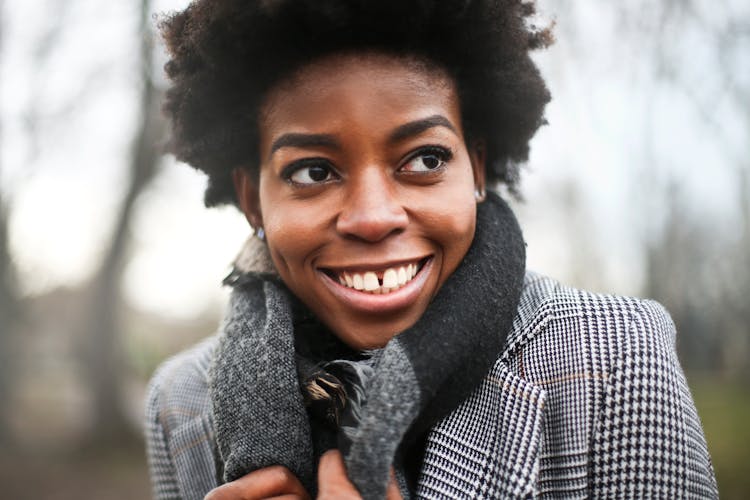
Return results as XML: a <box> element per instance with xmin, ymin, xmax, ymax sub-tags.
<box><xmin>318</xmin><ymin>449</ymin><xmax>345</xmax><ymax>472</ymax></box>
<box><xmin>204</xmin><ymin>466</ymin><xmax>310</xmax><ymax>500</ymax></box>
<box><xmin>385</xmin><ymin>469</ymin><xmax>403</xmax><ymax>500</ymax></box>
<box><xmin>317</xmin><ymin>450</ymin><xmax>361</xmax><ymax>499</ymax></box>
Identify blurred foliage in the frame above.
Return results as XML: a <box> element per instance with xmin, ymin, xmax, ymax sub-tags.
<box><xmin>690</xmin><ymin>374</ymin><xmax>750</xmax><ymax>499</ymax></box>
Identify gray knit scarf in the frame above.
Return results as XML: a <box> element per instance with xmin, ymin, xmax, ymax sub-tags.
<box><xmin>209</xmin><ymin>192</ymin><xmax>526</xmax><ymax>499</ymax></box>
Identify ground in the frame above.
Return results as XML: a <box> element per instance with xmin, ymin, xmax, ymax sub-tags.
<box><xmin>0</xmin><ymin>446</ymin><xmax>150</xmax><ymax>500</ymax></box>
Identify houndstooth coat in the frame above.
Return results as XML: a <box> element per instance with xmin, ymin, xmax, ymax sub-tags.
<box><xmin>144</xmin><ymin>271</ymin><xmax>718</xmax><ymax>499</ymax></box>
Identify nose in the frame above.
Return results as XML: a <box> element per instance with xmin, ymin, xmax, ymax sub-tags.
<box><xmin>336</xmin><ymin>167</ymin><xmax>408</xmax><ymax>242</ymax></box>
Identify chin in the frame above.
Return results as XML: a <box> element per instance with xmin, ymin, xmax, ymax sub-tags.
<box><xmin>326</xmin><ymin>312</ymin><xmax>423</xmax><ymax>351</ymax></box>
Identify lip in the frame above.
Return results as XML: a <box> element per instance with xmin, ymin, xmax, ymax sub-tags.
<box><xmin>317</xmin><ymin>256</ymin><xmax>434</xmax><ymax>314</ymax></box>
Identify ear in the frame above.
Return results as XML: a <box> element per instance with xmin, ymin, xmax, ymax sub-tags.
<box><xmin>468</xmin><ymin>139</ymin><xmax>487</xmax><ymax>202</ymax></box>
<box><xmin>232</xmin><ymin>167</ymin><xmax>264</xmax><ymax>230</ymax></box>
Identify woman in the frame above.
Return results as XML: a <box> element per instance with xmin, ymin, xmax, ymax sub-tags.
<box><xmin>145</xmin><ymin>1</ymin><xmax>718</xmax><ymax>499</ymax></box>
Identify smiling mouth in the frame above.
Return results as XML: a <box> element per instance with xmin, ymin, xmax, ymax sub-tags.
<box><xmin>320</xmin><ymin>258</ymin><xmax>429</xmax><ymax>295</ymax></box>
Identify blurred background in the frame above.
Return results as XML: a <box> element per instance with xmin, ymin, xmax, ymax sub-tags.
<box><xmin>0</xmin><ymin>0</ymin><xmax>747</xmax><ymax>498</ymax></box>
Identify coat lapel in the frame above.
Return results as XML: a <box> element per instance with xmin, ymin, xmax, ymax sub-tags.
<box><xmin>416</xmin><ymin>362</ymin><xmax>546</xmax><ymax>499</ymax></box>
<box><xmin>416</xmin><ymin>273</ymin><xmax>555</xmax><ymax>499</ymax></box>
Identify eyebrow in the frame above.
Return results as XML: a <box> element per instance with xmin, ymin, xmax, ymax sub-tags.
<box><xmin>268</xmin><ymin>114</ymin><xmax>458</xmax><ymax>156</ymax></box>
<box><xmin>388</xmin><ymin>115</ymin><xmax>458</xmax><ymax>143</ymax></box>
<box><xmin>270</xmin><ymin>133</ymin><xmax>339</xmax><ymax>155</ymax></box>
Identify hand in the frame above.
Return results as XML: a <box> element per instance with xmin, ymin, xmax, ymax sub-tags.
<box><xmin>204</xmin><ymin>465</ymin><xmax>311</xmax><ymax>500</ymax></box>
<box><xmin>317</xmin><ymin>450</ymin><xmax>403</xmax><ymax>500</ymax></box>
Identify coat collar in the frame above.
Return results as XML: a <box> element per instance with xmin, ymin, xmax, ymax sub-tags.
<box><xmin>416</xmin><ymin>273</ymin><xmax>557</xmax><ymax>498</ymax></box>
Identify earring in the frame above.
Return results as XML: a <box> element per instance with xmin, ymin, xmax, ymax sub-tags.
<box><xmin>255</xmin><ymin>227</ymin><xmax>265</xmax><ymax>241</ymax></box>
<box><xmin>474</xmin><ymin>189</ymin><xmax>485</xmax><ymax>201</ymax></box>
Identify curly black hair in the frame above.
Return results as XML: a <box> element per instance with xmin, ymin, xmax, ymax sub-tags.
<box><xmin>159</xmin><ymin>0</ymin><xmax>553</xmax><ymax>206</ymax></box>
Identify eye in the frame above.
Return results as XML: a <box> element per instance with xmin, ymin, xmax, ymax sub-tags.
<box><xmin>400</xmin><ymin>147</ymin><xmax>453</xmax><ymax>173</ymax></box>
<box><xmin>283</xmin><ymin>160</ymin><xmax>337</xmax><ymax>186</ymax></box>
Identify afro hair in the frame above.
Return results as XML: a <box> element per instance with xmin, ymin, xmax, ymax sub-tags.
<box><xmin>159</xmin><ymin>0</ymin><xmax>553</xmax><ymax>206</ymax></box>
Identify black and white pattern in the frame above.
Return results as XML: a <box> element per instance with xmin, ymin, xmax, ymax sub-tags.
<box><xmin>145</xmin><ymin>337</ymin><xmax>217</xmax><ymax>499</ymax></box>
<box><xmin>144</xmin><ymin>272</ymin><xmax>718</xmax><ymax>499</ymax></box>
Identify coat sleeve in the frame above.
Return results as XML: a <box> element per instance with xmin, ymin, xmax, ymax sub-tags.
<box><xmin>589</xmin><ymin>299</ymin><xmax>718</xmax><ymax>498</ymax></box>
<box><xmin>144</xmin><ymin>373</ymin><xmax>183</xmax><ymax>500</ymax></box>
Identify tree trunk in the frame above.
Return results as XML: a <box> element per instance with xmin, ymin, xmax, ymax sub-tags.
<box><xmin>0</xmin><ymin>0</ymin><xmax>18</xmax><ymax>447</ymax></box>
<box><xmin>80</xmin><ymin>0</ymin><xmax>165</xmax><ymax>446</ymax></box>
<box><xmin>0</xmin><ymin>196</ymin><xmax>18</xmax><ymax>446</ymax></box>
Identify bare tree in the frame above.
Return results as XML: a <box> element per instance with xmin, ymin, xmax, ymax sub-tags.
<box><xmin>1</xmin><ymin>0</ymin><xmax>165</xmax><ymax>447</ymax></box>
<box><xmin>0</xmin><ymin>193</ymin><xmax>17</xmax><ymax>448</ymax></box>
<box><xmin>542</xmin><ymin>0</ymin><xmax>750</xmax><ymax>376</ymax></box>
<box><xmin>80</xmin><ymin>0</ymin><xmax>166</xmax><ymax>445</ymax></box>
<box><xmin>0</xmin><ymin>0</ymin><xmax>19</xmax><ymax>446</ymax></box>
<box><xmin>637</xmin><ymin>1</ymin><xmax>750</xmax><ymax>377</ymax></box>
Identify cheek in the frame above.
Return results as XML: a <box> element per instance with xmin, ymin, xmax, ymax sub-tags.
<box><xmin>259</xmin><ymin>174</ymin><xmax>297</xmax><ymax>235</ymax></box>
<box><xmin>259</xmin><ymin>195</ymin><xmax>337</xmax><ymax>283</ymax></box>
<box><xmin>443</xmin><ymin>203</ymin><xmax>477</xmax><ymax>253</ymax></box>
<box><xmin>424</xmin><ymin>172</ymin><xmax>477</xmax><ymax>243</ymax></box>
<box><xmin>442</xmin><ymin>209</ymin><xmax>477</xmax><ymax>281</ymax></box>
<box><xmin>444</xmin><ymin>169</ymin><xmax>479</xmax><ymax>249</ymax></box>
<box><xmin>418</xmin><ymin>192</ymin><xmax>477</xmax><ymax>266</ymax></box>
<box><xmin>257</xmin><ymin>183</ymin><xmax>317</xmax><ymax>273</ymax></box>
<box><xmin>263</xmin><ymin>208</ymin><xmax>319</xmax><ymax>274</ymax></box>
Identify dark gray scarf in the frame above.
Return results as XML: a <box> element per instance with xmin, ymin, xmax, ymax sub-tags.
<box><xmin>209</xmin><ymin>192</ymin><xmax>526</xmax><ymax>498</ymax></box>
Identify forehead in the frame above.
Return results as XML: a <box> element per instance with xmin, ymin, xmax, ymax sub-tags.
<box><xmin>258</xmin><ymin>52</ymin><xmax>462</xmax><ymax>145</ymax></box>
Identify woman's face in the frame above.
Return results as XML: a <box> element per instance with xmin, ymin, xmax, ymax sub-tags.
<box><xmin>235</xmin><ymin>53</ymin><xmax>485</xmax><ymax>350</ymax></box>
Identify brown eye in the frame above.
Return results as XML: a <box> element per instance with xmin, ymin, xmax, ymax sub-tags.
<box><xmin>285</xmin><ymin>161</ymin><xmax>337</xmax><ymax>185</ymax></box>
<box><xmin>307</xmin><ymin>165</ymin><xmax>330</xmax><ymax>181</ymax></box>
<box><xmin>421</xmin><ymin>155</ymin><xmax>442</xmax><ymax>169</ymax></box>
<box><xmin>401</xmin><ymin>147</ymin><xmax>452</xmax><ymax>173</ymax></box>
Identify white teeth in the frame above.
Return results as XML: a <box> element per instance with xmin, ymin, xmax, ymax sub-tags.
<box><xmin>363</xmin><ymin>272</ymin><xmax>379</xmax><ymax>291</ymax></box>
<box><xmin>382</xmin><ymin>269</ymin><xmax>398</xmax><ymax>289</ymax></box>
<box><xmin>397</xmin><ymin>267</ymin><xmax>407</xmax><ymax>286</ymax></box>
<box><xmin>352</xmin><ymin>274</ymin><xmax>364</xmax><ymax>290</ymax></box>
<box><xmin>335</xmin><ymin>261</ymin><xmax>423</xmax><ymax>294</ymax></box>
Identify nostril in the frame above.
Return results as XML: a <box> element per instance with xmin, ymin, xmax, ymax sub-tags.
<box><xmin>336</xmin><ymin>214</ymin><xmax>408</xmax><ymax>242</ymax></box>
<box><xmin>336</xmin><ymin>205</ymin><xmax>408</xmax><ymax>242</ymax></box>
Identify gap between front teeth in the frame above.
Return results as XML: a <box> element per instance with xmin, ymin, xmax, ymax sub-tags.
<box><xmin>338</xmin><ymin>263</ymin><xmax>419</xmax><ymax>294</ymax></box>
